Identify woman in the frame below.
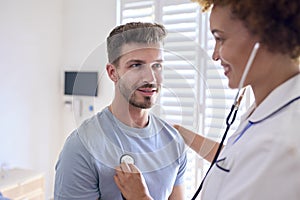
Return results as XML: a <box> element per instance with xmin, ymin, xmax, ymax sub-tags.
<box><xmin>114</xmin><ymin>0</ymin><xmax>300</xmax><ymax>199</ymax></box>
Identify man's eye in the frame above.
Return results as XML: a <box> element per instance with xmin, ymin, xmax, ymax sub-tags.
<box><xmin>131</xmin><ymin>63</ymin><xmax>142</xmax><ymax>68</ymax></box>
<box><xmin>153</xmin><ymin>63</ymin><xmax>162</xmax><ymax>69</ymax></box>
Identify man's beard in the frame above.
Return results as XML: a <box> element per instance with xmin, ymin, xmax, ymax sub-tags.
<box><xmin>129</xmin><ymin>94</ymin><xmax>153</xmax><ymax>109</ymax></box>
<box><xmin>118</xmin><ymin>80</ymin><xmax>160</xmax><ymax>109</ymax></box>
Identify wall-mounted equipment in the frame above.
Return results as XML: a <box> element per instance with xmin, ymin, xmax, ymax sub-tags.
<box><xmin>64</xmin><ymin>71</ymin><xmax>98</xmax><ymax>97</ymax></box>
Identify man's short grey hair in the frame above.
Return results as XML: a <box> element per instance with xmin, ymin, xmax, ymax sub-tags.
<box><xmin>106</xmin><ymin>22</ymin><xmax>167</xmax><ymax>65</ymax></box>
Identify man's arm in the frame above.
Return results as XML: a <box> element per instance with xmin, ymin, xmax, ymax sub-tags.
<box><xmin>54</xmin><ymin>132</ymin><xmax>100</xmax><ymax>199</ymax></box>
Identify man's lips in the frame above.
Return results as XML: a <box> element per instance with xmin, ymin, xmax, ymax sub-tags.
<box><xmin>137</xmin><ymin>87</ymin><xmax>158</xmax><ymax>96</ymax></box>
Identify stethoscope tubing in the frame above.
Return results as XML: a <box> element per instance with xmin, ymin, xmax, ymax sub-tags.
<box><xmin>191</xmin><ymin>43</ymin><xmax>260</xmax><ymax>199</ymax></box>
<box><xmin>191</xmin><ymin>104</ymin><xmax>237</xmax><ymax>200</ymax></box>
<box><xmin>191</xmin><ymin>95</ymin><xmax>300</xmax><ymax>200</ymax></box>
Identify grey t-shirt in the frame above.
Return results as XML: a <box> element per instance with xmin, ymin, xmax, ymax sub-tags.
<box><xmin>54</xmin><ymin>107</ymin><xmax>187</xmax><ymax>200</ymax></box>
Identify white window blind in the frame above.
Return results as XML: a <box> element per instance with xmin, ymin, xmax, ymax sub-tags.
<box><xmin>119</xmin><ymin>0</ymin><xmax>249</xmax><ymax>199</ymax></box>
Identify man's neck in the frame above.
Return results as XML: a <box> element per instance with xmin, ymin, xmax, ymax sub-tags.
<box><xmin>109</xmin><ymin>102</ymin><xmax>149</xmax><ymax>128</ymax></box>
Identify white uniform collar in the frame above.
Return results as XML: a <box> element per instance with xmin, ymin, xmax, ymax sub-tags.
<box><xmin>248</xmin><ymin>74</ymin><xmax>300</xmax><ymax>123</ymax></box>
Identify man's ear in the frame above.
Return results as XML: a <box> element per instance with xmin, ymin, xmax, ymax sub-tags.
<box><xmin>106</xmin><ymin>63</ymin><xmax>118</xmax><ymax>82</ymax></box>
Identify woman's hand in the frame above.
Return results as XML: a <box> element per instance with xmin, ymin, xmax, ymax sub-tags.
<box><xmin>114</xmin><ymin>162</ymin><xmax>153</xmax><ymax>200</ymax></box>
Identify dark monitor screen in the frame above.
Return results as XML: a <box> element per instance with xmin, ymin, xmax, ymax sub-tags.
<box><xmin>64</xmin><ymin>71</ymin><xmax>98</xmax><ymax>96</ymax></box>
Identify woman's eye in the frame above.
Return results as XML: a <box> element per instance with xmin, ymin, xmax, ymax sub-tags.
<box><xmin>215</xmin><ymin>36</ymin><xmax>224</xmax><ymax>43</ymax></box>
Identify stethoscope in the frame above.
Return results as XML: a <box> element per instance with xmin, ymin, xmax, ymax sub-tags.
<box><xmin>120</xmin><ymin>154</ymin><xmax>135</xmax><ymax>165</ymax></box>
<box><xmin>119</xmin><ymin>154</ymin><xmax>135</xmax><ymax>200</ymax></box>
<box><xmin>117</xmin><ymin>43</ymin><xmax>260</xmax><ymax>200</ymax></box>
<box><xmin>118</xmin><ymin>95</ymin><xmax>300</xmax><ymax>200</ymax></box>
<box><xmin>191</xmin><ymin>41</ymin><xmax>300</xmax><ymax>199</ymax></box>
<box><xmin>191</xmin><ymin>42</ymin><xmax>260</xmax><ymax>199</ymax></box>
<box><xmin>118</xmin><ymin>42</ymin><xmax>261</xmax><ymax>200</ymax></box>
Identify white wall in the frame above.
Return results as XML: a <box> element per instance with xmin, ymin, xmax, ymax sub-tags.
<box><xmin>61</xmin><ymin>0</ymin><xmax>116</xmax><ymax>133</ymax></box>
<box><xmin>0</xmin><ymin>0</ymin><xmax>116</xmax><ymax>198</ymax></box>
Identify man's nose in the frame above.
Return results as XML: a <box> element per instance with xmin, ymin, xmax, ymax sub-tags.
<box><xmin>142</xmin><ymin>66</ymin><xmax>157</xmax><ymax>83</ymax></box>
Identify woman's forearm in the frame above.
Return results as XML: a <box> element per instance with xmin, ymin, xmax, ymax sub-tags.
<box><xmin>174</xmin><ymin>125</ymin><xmax>222</xmax><ymax>163</ymax></box>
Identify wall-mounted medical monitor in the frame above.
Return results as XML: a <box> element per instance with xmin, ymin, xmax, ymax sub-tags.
<box><xmin>64</xmin><ymin>71</ymin><xmax>98</xmax><ymax>96</ymax></box>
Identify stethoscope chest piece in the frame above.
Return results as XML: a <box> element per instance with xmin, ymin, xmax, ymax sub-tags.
<box><xmin>120</xmin><ymin>154</ymin><xmax>135</xmax><ymax>164</ymax></box>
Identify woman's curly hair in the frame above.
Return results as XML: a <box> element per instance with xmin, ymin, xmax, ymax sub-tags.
<box><xmin>192</xmin><ymin>0</ymin><xmax>300</xmax><ymax>60</ymax></box>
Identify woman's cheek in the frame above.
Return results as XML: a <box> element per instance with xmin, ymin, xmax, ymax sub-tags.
<box><xmin>218</xmin><ymin>46</ymin><xmax>230</xmax><ymax>63</ymax></box>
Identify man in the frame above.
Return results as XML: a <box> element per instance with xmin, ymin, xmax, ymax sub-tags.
<box><xmin>0</xmin><ymin>193</ymin><xmax>10</xmax><ymax>200</ymax></box>
<box><xmin>54</xmin><ymin>22</ymin><xmax>187</xmax><ymax>200</ymax></box>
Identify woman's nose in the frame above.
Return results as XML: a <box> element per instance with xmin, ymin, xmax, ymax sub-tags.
<box><xmin>212</xmin><ymin>45</ymin><xmax>220</xmax><ymax>61</ymax></box>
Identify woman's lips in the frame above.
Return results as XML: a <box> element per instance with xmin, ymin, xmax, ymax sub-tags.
<box><xmin>222</xmin><ymin>64</ymin><xmax>230</xmax><ymax>77</ymax></box>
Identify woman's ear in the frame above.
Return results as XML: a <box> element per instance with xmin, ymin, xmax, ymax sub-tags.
<box><xmin>106</xmin><ymin>63</ymin><xmax>118</xmax><ymax>82</ymax></box>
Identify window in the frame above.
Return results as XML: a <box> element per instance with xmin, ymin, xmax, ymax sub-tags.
<box><xmin>119</xmin><ymin>0</ymin><xmax>250</xmax><ymax>198</ymax></box>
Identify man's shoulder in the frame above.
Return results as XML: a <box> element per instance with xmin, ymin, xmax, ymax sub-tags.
<box><xmin>67</xmin><ymin>109</ymin><xmax>114</xmax><ymax>163</ymax></box>
<box><xmin>150</xmin><ymin>113</ymin><xmax>178</xmax><ymax>132</ymax></box>
<box><xmin>149</xmin><ymin>113</ymin><xmax>186</xmax><ymax>149</ymax></box>
<box><xmin>77</xmin><ymin>109</ymin><xmax>109</xmax><ymax>133</ymax></box>
<box><xmin>69</xmin><ymin>109</ymin><xmax>110</xmax><ymax>150</ymax></box>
